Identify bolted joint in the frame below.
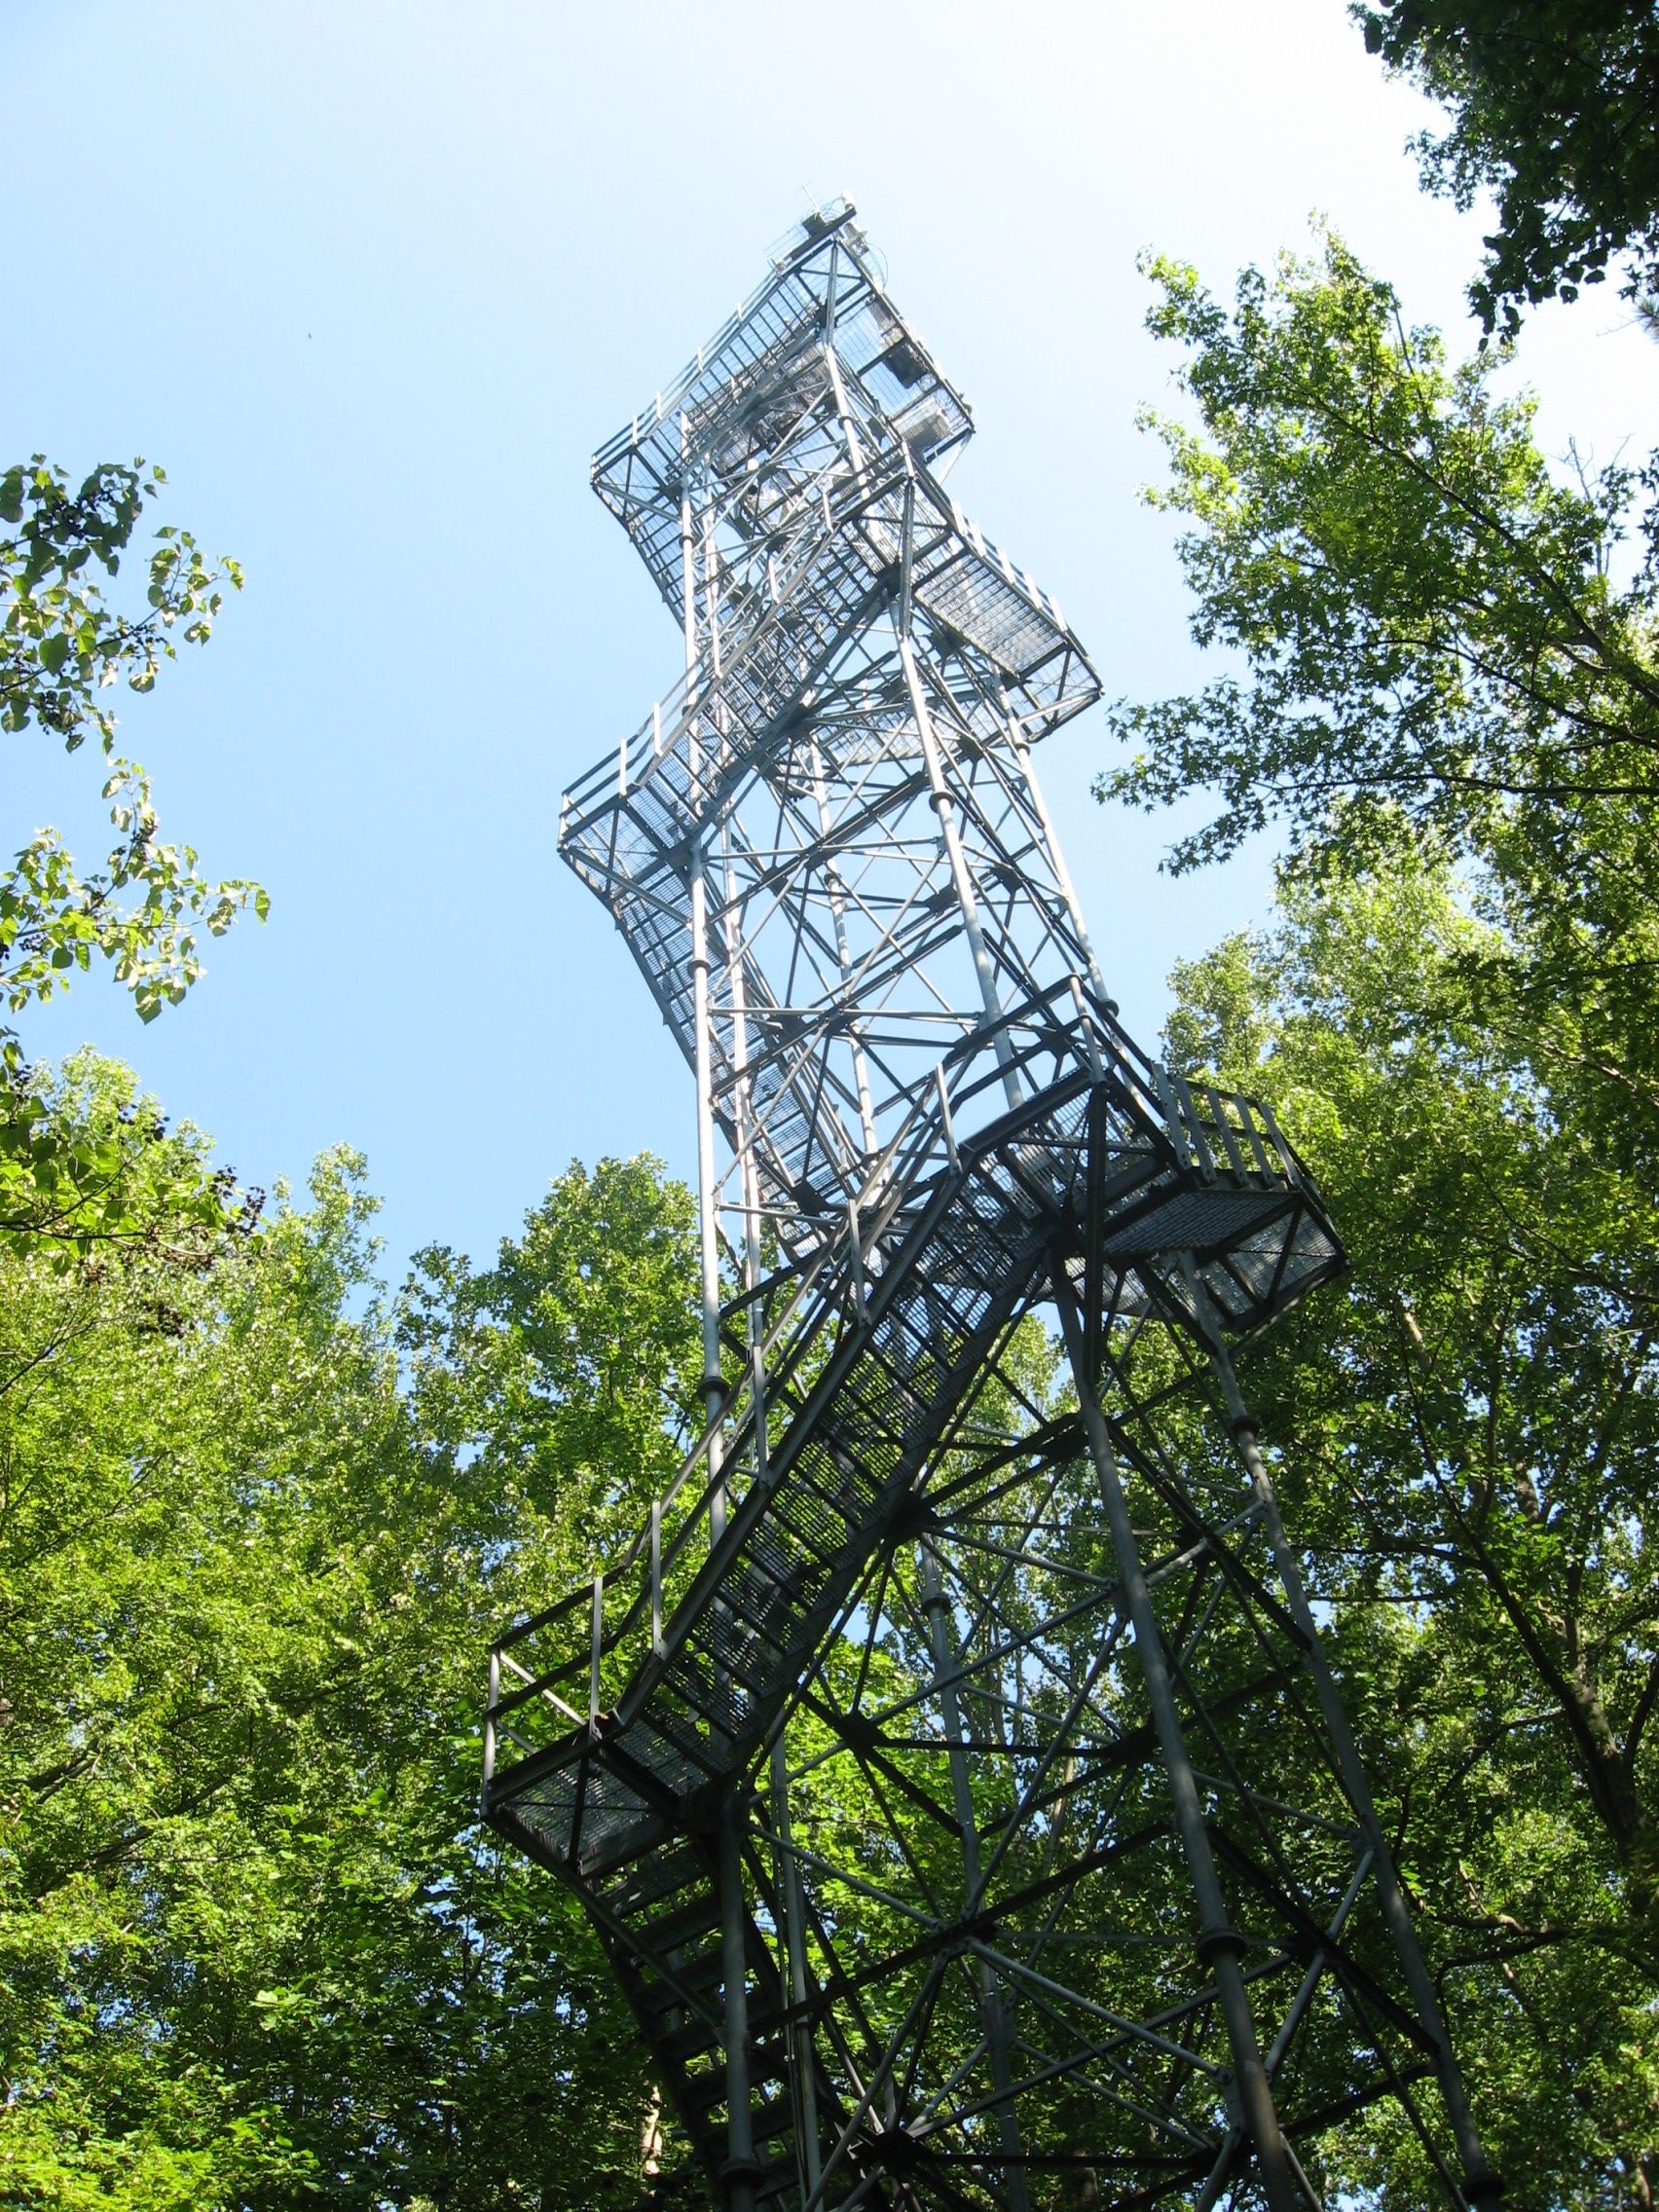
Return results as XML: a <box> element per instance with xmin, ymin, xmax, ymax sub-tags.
<box><xmin>1229</xmin><ymin>1411</ymin><xmax>1261</xmax><ymax>1442</ymax></box>
<box><xmin>945</xmin><ymin>1907</ymin><xmax>998</xmax><ymax>1953</ymax></box>
<box><xmin>1195</xmin><ymin>1925</ymin><xmax>1249</xmax><ymax>1969</ymax></box>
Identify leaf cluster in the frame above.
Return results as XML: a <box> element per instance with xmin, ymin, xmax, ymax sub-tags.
<box><xmin>1106</xmin><ymin>232</ymin><xmax>1659</xmax><ymax>1208</ymax></box>
<box><xmin>1165</xmin><ymin>853</ymin><xmax>1659</xmax><ymax>2202</ymax></box>
<box><xmin>0</xmin><ymin>458</ymin><xmax>237</xmax><ymax>753</ymax></box>
<box><xmin>1</xmin><ymin>456</ymin><xmax>267</xmax><ymax>1244</ymax></box>
<box><xmin>0</xmin><ymin>1051</ymin><xmax>262</xmax><ymax>1269</ymax></box>
<box><xmin>0</xmin><ymin>1094</ymin><xmax>694</xmax><ymax>2207</ymax></box>
<box><xmin>1350</xmin><ymin>0</ymin><xmax>1659</xmax><ymax>332</ymax></box>
<box><xmin>1105</xmin><ymin>232</ymin><xmax>1659</xmax><ymax>876</ymax></box>
<box><xmin>2</xmin><ymin>760</ymin><xmax>268</xmax><ymax>1032</ymax></box>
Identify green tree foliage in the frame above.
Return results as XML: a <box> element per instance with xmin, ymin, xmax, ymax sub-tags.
<box><xmin>1</xmin><ymin>457</ymin><xmax>266</xmax><ymax>1029</ymax></box>
<box><xmin>0</xmin><ymin>1049</ymin><xmax>263</xmax><ymax>1262</ymax></box>
<box><xmin>0</xmin><ymin>1069</ymin><xmax>696</xmax><ymax>2208</ymax></box>
<box><xmin>1165</xmin><ymin>863</ymin><xmax>1659</xmax><ymax>2206</ymax></box>
<box><xmin>1350</xmin><ymin>1</ymin><xmax>1659</xmax><ymax>332</ymax></box>
<box><xmin>2</xmin><ymin>459</ymin><xmax>267</xmax><ymax>1256</ymax></box>
<box><xmin>1103</xmin><ymin>235</ymin><xmax>1659</xmax><ymax>869</ymax></box>
<box><xmin>1102</xmin><ymin>220</ymin><xmax>1659</xmax><ymax>2201</ymax></box>
<box><xmin>401</xmin><ymin>1152</ymin><xmax>708</xmax><ymax>1561</ymax></box>
<box><xmin>1100</xmin><ymin>233</ymin><xmax>1659</xmax><ymax>1198</ymax></box>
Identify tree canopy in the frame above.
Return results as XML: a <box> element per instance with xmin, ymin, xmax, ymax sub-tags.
<box><xmin>1165</xmin><ymin>862</ymin><xmax>1659</xmax><ymax>2203</ymax></box>
<box><xmin>0</xmin><ymin>1082</ymin><xmax>695</xmax><ymax>2207</ymax></box>
<box><xmin>1100</xmin><ymin>233</ymin><xmax>1659</xmax><ymax>1213</ymax></box>
<box><xmin>1100</xmin><ymin>202</ymin><xmax>1659</xmax><ymax>2207</ymax></box>
<box><xmin>1351</xmin><ymin>0</ymin><xmax>1659</xmax><ymax>331</ymax></box>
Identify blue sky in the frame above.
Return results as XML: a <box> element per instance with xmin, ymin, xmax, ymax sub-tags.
<box><xmin>6</xmin><ymin>0</ymin><xmax>1657</xmax><ymax>1277</ymax></box>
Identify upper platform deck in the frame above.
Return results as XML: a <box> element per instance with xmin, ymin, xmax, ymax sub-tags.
<box><xmin>590</xmin><ymin>201</ymin><xmax>973</xmax><ymax>622</ymax></box>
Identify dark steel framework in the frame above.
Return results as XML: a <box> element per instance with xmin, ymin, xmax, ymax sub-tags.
<box><xmin>483</xmin><ymin>204</ymin><xmax>1500</xmax><ymax>2212</ymax></box>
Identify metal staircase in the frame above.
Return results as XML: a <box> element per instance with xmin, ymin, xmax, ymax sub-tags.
<box><xmin>484</xmin><ymin>203</ymin><xmax>1497</xmax><ymax>2212</ymax></box>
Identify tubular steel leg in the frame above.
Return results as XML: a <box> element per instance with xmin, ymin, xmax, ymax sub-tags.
<box><xmin>771</xmin><ymin>1732</ymin><xmax>823</xmax><ymax>2201</ymax></box>
<box><xmin>689</xmin><ymin>831</ymin><xmax>727</xmax><ymax>1532</ymax></box>
<box><xmin>721</xmin><ymin>1791</ymin><xmax>761</xmax><ymax>2212</ymax></box>
<box><xmin>807</xmin><ymin>738</ymin><xmax>878</xmax><ymax>1159</ymax></box>
<box><xmin>1200</xmin><ymin>1321</ymin><xmax>1502</xmax><ymax>2208</ymax></box>
<box><xmin>920</xmin><ymin>1543</ymin><xmax>1032</xmax><ymax>2212</ymax></box>
<box><xmin>1004</xmin><ymin>707</ymin><xmax>1111</xmax><ymax>1014</ymax></box>
<box><xmin>682</xmin><ymin>446</ymin><xmax>727</xmax><ymax>1538</ymax></box>
<box><xmin>898</xmin><ymin>624</ymin><xmax>1022</xmax><ymax>1112</ymax></box>
<box><xmin>1053</xmin><ymin>1276</ymin><xmax>1301</xmax><ymax>2212</ymax></box>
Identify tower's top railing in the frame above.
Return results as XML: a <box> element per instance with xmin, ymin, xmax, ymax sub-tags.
<box><xmin>589</xmin><ymin>200</ymin><xmax>973</xmax><ymax>620</ymax></box>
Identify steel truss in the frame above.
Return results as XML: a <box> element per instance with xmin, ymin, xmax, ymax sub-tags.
<box><xmin>484</xmin><ymin>203</ymin><xmax>1500</xmax><ymax>2212</ymax></box>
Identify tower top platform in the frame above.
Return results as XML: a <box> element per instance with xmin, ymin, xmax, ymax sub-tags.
<box><xmin>591</xmin><ymin>201</ymin><xmax>974</xmax><ymax>623</ymax></box>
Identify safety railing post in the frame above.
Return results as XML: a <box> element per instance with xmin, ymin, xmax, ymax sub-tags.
<box><xmin>588</xmin><ymin>1574</ymin><xmax>604</xmax><ymax>1735</ymax></box>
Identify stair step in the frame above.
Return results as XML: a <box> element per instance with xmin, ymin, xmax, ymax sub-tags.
<box><xmin>754</xmin><ymin>2092</ymin><xmax>797</xmax><ymax>2145</ymax></box>
<box><xmin>660</xmin><ymin>2015</ymin><xmax>723</xmax><ymax>2066</ymax></box>
<box><xmin>633</xmin><ymin>1943</ymin><xmax>726</xmax><ymax>2018</ymax></box>
<box><xmin>639</xmin><ymin>1892</ymin><xmax>723</xmax><ymax>1952</ymax></box>
<box><xmin>600</xmin><ymin>1847</ymin><xmax>709</xmax><ymax>1916</ymax></box>
<box><xmin>678</xmin><ymin>2043</ymin><xmax>793</xmax><ymax>2113</ymax></box>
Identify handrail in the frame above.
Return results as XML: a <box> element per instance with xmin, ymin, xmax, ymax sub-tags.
<box><xmin>485</xmin><ymin>980</ymin><xmax>1320</xmax><ymax>1775</ymax></box>
<box><xmin>561</xmin><ymin>454</ymin><xmax>1092</xmax><ymax>852</ymax></box>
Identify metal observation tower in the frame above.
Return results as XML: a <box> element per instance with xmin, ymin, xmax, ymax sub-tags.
<box><xmin>483</xmin><ymin>205</ymin><xmax>1497</xmax><ymax>2212</ymax></box>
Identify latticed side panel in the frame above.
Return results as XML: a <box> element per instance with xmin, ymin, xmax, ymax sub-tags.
<box><xmin>756</xmin><ymin>1324</ymin><xmax>1466</xmax><ymax>2206</ymax></box>
<box><xmin>475</xmin><ymin>202</ymin><xmax>1509</xmax><ymax>2212</ymax></box>
<box><xmin>485</xmin><ymin>1077</ymin><xmax>1343</xmax><ymax>1877</ymax></box>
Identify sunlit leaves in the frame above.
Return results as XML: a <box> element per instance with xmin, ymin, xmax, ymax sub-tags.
<box><xmin>0</xmin><ymin>1108</ymin><xmax>685</xmax><ymax>2206</ymax></box>
<box><xmin>1351</xmin><ymin>1</ymin><xmax>1659</xmax><ymax>332</ymax></box>
<box><xmin>0</xmin><ymin>456</ymin><xmax>266</xmax><ymax>1247</ymax></box>
<box><xmin>2</xmin><ymin>761</ymin><xmax>265</xmax><ymax>1028</ymax></box>
<box><xmin>1100</xmin><ymin>231</ymin><xmax>1659</xmax><ymax>881</ymax></box>
<box><xmin>0</xmin><ymin>458</ymin><xmax>239</xmax><ymax>754</ymax></box>
<box><xmin>1166</xmin><ymin>859</ymin><xmax>1659</xmax><ymax>2201</ymax></box>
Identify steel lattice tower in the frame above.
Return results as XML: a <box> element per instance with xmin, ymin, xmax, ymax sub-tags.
<box><xmin>483</xmin><ymin>205</ymin><xmax>1499</xmax><ymax>2212</ymax></box>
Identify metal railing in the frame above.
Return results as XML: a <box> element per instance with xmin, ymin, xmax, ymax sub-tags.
<box><xmin>482</xmin><ymin>979</ymin><xmax>1321</xmax><ymax>1817</ymax></box>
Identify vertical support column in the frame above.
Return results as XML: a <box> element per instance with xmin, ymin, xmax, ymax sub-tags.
<box><xmin>683</xmin><ymin>425</ymin><xmax>755</xmax><ymax>2209</ymax></box>
<box><xmin>1053</xmin><ymin>1275</ymin><xmax>1301</xmax><ymax>2212</ymax></box>
<box><xmin>681</xmin><ymin>439</ymin><xmax>726</xmax><ymax>1532</ymax></box>
<box><xmin>1198</xmin><ymin>1309</ymin><xmax>1502</xmax><ymax>2208</ymax></box>
<box><xmin>679</xmin><ymin>413</ymin><xmax>698</xmax><ymax>681</ymax></box>
<box><xmin>920</xmin><ymin>1543</ymin><xmax>1032</xmax><ymax>2212</ymax></box>
<box><xmin>1002</xmin><ymin>692</ymin><xmax>1112</xmax><ymax>1012</ymax></box>
<box><xmin>720</xmin><ymin>1789</ymin><xmax>760</xmax><ymax>2212</ymax></box>
<box><xmin>771</xmin><ymin>1732</ymin><xmax>823</xmax><ymax>2200</ymax></box>
<box><xmin>822</xmin><ymin>234</ymin><xmax>873</xmax><ymax>493</ymax></box>
<box><xmin>899</xmin><ymin>624</ymin><xmax>1022</xmax><ymax>1111</ymax></box>
<box><xmin>807</xmin><ymin>738</ymin><xmax>877</xmax><ymax>1161</ymax></box>
<box><xmin>723</xmin><ymin>843</ymin><xmax>768</xmax><ymax>1478</ymax></box>
<box><xmin>690</xmin><ymin>855</ymin><xmax>725</xmax><ymax>1524</ymax></box>
<box><xmin>824</xmin><ymin>349</ymin><xmax>869</xmax><ymax>485</ymax></box>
